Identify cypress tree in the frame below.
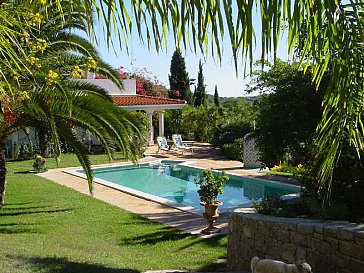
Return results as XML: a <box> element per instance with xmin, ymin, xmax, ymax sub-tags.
<box><xmin>214</xmin><ymin>85</ymin><xmax>219</xmax><ymax>107</ymax></box>
<box><xmin>168</xmin><ymin>48</ymin><xmax>192</xmax><ymax>103</ymax></box>
<box><xmin>193</xmin><ymin>60</ymin><xmax>206</xmax><ymax>107</ymax></box>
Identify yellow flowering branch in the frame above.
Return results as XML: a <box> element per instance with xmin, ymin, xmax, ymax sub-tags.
<box><xmin>46</xmin><ymin>70</ymin><xmax>59</xmax><ymax>85</ymax></box>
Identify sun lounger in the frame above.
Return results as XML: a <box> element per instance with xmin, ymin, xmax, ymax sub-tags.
<box><xmin>156</xmin><ymin>136</ymin><xmax>170</xmax><ymax>154</ymax></box>
<box><xmin>172</xmin><ymin>134</ymin><xmax>193</xmax><ymax>154</ymax></box>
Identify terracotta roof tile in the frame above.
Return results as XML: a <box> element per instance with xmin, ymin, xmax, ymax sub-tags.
<box><xmin>112</xmin><ymin>95</ymin><xmax>186</xmax><ymax>106</ymax></box>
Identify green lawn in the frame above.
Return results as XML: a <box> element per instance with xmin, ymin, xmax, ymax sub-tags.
<box><xmin>1</xmin><ymin>155</ymin><xmax>227</xmax><ymax>273</ymax></box>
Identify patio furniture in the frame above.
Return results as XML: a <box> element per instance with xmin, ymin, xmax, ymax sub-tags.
<box><xmin>172</xmin><ymin>134</ymin><xmax>193</xmax><ymax>154</ymax></box>
<box><xmin>156</xmin><ymin>136</ymin><xmax>170</xmax><ymax>154</ymax></box>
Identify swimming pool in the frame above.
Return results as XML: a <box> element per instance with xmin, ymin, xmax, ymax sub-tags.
<box><xmin>67</xmin><ymin>160</ymin><xmax>300</xmax><ymax>213</ymax></box>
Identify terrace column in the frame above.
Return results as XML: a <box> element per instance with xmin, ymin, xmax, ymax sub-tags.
<box><xmin>158</xmin><ymin>111</ymin><xmax>165</xmax><ymax>137</ymax></box>
<box><xmin>146</xmin><ymin>110</ymin><xmax>155</xmax><ymax>146</ymax></box>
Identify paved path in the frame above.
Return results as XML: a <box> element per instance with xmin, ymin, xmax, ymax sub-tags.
<box><xmin>38</xmin><ymin>142</ymin><xmax>296</xmax><ymax>238</ymax></box>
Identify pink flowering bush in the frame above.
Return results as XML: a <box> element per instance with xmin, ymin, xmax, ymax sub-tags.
<box><xmin>117</xmin><ymin>66</ymin><xmax>129</xmax><ymax>79</ymax></box>
<box><xmin>117</xmin><ymin>66</ymin><xmax>171</xmax><ymax>98</ymax></box>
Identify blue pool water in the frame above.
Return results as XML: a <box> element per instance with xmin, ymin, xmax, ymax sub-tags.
<box><xmin>80</xmin><ymin>161</ymin><xmax>300</xmax><ymax>211</ymax></box>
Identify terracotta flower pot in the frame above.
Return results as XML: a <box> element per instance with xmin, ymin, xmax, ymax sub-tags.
<box><xmin>200</xmin><ymin>201</ymin><xmax>222</xmax><ymax>234</ymax></box>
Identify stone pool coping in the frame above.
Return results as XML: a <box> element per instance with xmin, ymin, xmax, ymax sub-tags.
<box><xmin>63</xmin><ymin>159</ymin><xmax>300</xmax><ymax>216</ymax></box>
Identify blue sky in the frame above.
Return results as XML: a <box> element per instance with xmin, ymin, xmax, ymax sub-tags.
<box><xmin>95</xmin><ymin>6</ymin><xmax>289</xmax><ymax>98</ymax></box>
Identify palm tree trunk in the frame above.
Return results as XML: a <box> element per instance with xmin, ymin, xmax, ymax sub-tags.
<box><xmin>0</xmin><ymin>142</ymin><xmax>6</xmax><ymax>208</ymax></box>
<box><xmin>38</xmin><ymin>128</ymin><xmax>47</xmax><ymax>157</ymax></box>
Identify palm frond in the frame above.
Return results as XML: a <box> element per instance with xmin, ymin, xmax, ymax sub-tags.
<box><xmin>55</xmin><ymin>120</ymin><xmax>94</xmax><ymax>193</ymax></box>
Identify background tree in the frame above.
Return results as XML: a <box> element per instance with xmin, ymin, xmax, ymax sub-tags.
<box><xmin>249</xmin><ymin>60</ymin><xmax>326</xmax><ymax>167</ymax></box>
<box><xmin>193</xmin><ymin>61</ymin><xmax>206</xmax><ymax>107</ymax></box>
<box><xmin>168</xmin><ymin>49</ymin><xmax>192</xmax><ymax>103</ymax></box>
<box><xmin>211</xmin><ymin>97</ymin><xmax>255</xmax><ymax>161</ymax></box>
<box><xmin>181</xmin><ymin>105</ymin><xmax>219</xmax><ymax>142</ymax></box>
<box><xmin>214</xmin><ymin>85</ymin><xmax>219</xmax><ymax>107</ymax></box>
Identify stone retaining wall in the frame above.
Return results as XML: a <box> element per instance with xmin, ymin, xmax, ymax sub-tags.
<box><xmin>227</xmin><ymin>209</ymin><xmax>364</xmax><ymax>273</ymax></box>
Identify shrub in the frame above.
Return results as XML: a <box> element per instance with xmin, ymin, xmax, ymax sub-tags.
<box><xmin>271</xmin><ymin>164</ymin><xmax>285</xmax><ymax>172</ymax></box>
<box><xmin>221</xmin><ymin>138</ymin><xmax>244</xmax><ymax>161</ymax></box>
<box><xmin>211</xmin><ymin>120</ymin><xmax>251</xmax><ymax>148</ymax></box>
<box><xmin>252</xmin><ymin>195</ymin><xmax>303</xmax><ymax>217</ymax></box>
<box><xmin>181</xmin><ymin>105</ymin><xmax>219</xmax><ymax>142</ymax></box>
<box><xmin>253</xmin><ymin>195</ymin><xmax>283</xmax><ymax>215</ymax></box>
<box><xmin>306</xmin><ymin>198</ymin><xmax>349</xmax><ymax>221</ymax></box>
<box><xmin>270</xmin><ymin>163</ymin><xmax>307</xmax><ymax>177</ymax></box>
<box><xmin>299</xmin><ymin>143</ymin><xmax>364</xmax><ymax>223</ymax></box>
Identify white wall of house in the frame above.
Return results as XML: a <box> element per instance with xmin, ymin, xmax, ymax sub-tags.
<box><xmin>85</xmin><ymin>73</ymin><xmax>136</xmax><ymax>95</ymax></box>
<box><xmin>5</xmin><ymin>129</ymin><xmax>37</xmax><ymax>158</ymax></box>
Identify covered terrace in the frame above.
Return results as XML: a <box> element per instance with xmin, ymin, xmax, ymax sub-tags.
<box><xmin>113</xmin><ymin>95</ymin><xmax>186</xmax><ymax>145</ymax></box>
<box><xmin>84</xmin><ymin>76</ymin><xmax>186</xmax><ymax>145</ymax></box>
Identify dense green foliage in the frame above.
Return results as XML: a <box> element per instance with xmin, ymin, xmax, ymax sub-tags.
<box><xmin>166</xmin><ymin>97</ymin><xmax>255</xmax><ymax>161</ymax></box>
<box><xmin>193</xmin><ymin>61</ymin><xmax>207</xmax><ymax>107</ymax></box>
<box><xmin>211</xmin><ymin>98</ymin><xmax>255</xmax><ymax>160</ymax></box>
<box><xmin>181</xmin><ymin>106</ymin><xmax>219</xmax><ymax>142</ymax></box>
<box><xmin>219</xmin><ymin>98</ymin><xmax>256</xmax><ymax>121</ymax></box>
<box><xmin>0</xmin><ymin>157</ymin><xmax>227</xmax><ymax>272</ymax></box>
<box><xmin>249</xmin><ymin>61</ymin><xmax>363</xmax><ymax>222</ymax></box>
<box><xmin>129</xmin><ymin>112</ymin><xmax>150</xmax><ymax>156</ymax></box>
<box><xmin>221</xmin><ymin>138</ymin><xmax>244</xmax><ymax>162</ymax></box>
<box><xmin>164</xmin><ymin>109</ymin><xmax>182</xmax><ymax>137</ymax></box>
<box><xmin>250</xmin><ymin>60</ymin><xmax>325</xmax><ymax>167</ymax></box>
<box><xmin>301</xmin><ymin>144</ymin><xmax>364</xmax><ymax>223</ymax></box>
<box><xmin>211</xmin><ymin>121</ymin><xmax>252</xmax><ymax>150</ymax></box>
<box><xmin>168</xmin><ymin>49</ymin><xmax>192</xmax><ymax>103</ymax></box>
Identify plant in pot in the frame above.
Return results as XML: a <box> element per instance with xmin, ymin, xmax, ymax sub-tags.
<box><xmin>33</xmin><ymin>155</ymin><xmax>47</xmax><ymax>173</ymax></box>
<box><xmin>195</xmin><ymin>169</ymin><xmax>229</xmax><ymax>234</ymax></box>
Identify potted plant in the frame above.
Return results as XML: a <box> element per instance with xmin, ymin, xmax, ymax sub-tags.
<box><xmin>33</xmin><ymin>155</ymin><xmax>47</xmax><ymax>173</ymax></box>
<box><xmin>195</xmin><ymin>170</ymin><xmax>229</xmax><ymax>234</ymax></box>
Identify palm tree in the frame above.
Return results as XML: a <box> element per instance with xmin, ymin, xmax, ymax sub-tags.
<box><xmin>0</xmin><ymin>1</ymin><xmax>145</xmax><ymax>207</ymax></box>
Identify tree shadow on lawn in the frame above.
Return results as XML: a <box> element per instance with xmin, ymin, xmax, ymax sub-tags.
<box><xmin>9</xmin><ymin>255</ymin><xmax>140</xmax><ymax>273</ymax></box>
<box><xmin>176</xmin><ymin>231</ymin><xmax>227</xmax><ymax>251</ymax></box>
<box><xmin>119</xmin><ymin>226</ymin><xmax>191</xmax><ymax>245</ymax></box>
<box><xmin>5</xmin><ymin>201</ymin><xmax>37</xmax><ymax>206</ymax></box>
<box><xmin>0</xmin><ymin>207</ymin><xmax>74</xmax><ymax>233</ymax></box>
<box><xmin>2</xmin><ymin>205</ymin><xmax>51</xmax><ymax>210</ymax></box>
<box><xmin>14</xmin><ymin>170</ymin><xmax>35</xmax><ymax>174</ymax></box>
<box><xmin>0</xmin><ymin>223</ymin><xmax>39</xmax><ymax>234</ymax></box>
<box><xmin>0</xmin><ymin>208</ymin><xmax>74</xmax><ymax>217</ymax></box>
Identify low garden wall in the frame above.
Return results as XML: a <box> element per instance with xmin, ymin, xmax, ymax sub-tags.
<box><xmin>227</xmin><ymin>209</ymin><xmax>364</xmax><ymax>273</ymax></box>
